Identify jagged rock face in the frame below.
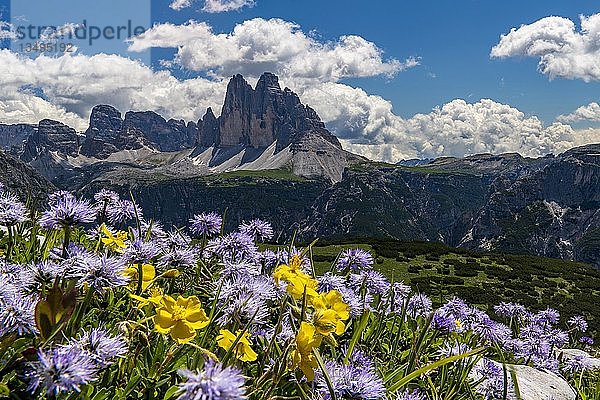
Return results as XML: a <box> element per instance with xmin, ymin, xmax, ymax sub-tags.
<box><xmin>80</xmin><ymin>105</ymin><xmax>127</xmax><ymax>158</ymax></box>
<box><xmin>21</xmin><ymin>119</ymin><xmax>80</xmax><ymax>162</ymax></box>
<box><xmin>217</xmin><ymin>73</ymin><xmax>342</xmax><ymax>150</ymax></box>
<box><xmin>198</xmin><ymin>108</ymin><xmax>219</xmax><ymax>147</ymax></box>
<box><xmin>0</xmin><ymin>123</ymin><xmax>36</xmax><ymax>156</ymax></box>
<box><xmin>0</xmin><ymin>149</ymin><xmax>55</xmax><ymax>205</ymax></box>
<box><xmin>123</xmin><ymin>111</ymin><xmax>196</xmax><ymax>152</ymax></box>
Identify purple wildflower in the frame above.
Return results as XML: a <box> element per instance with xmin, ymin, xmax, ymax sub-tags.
<box><xmin>121</xmin><ymin>239</ymin><xmax>160</xmax><ymax>264</ymax></box>
<box><xmin>93</xmin><ymin>189</ymin><xmax>120</xmax><ymax>204</ymax></box>
<box><xmin>336</xmin><ymin>248</ymin><xmax>374</xmax><ymax>272</ymax></box>
<box><xmin>0</xmin><ymin>290</ymin><xmax>38</xmax><ymax>336</ymax></box>
<box><xmin>207</xmin><ymin>231</ymin><xmax>259</xmax><ymax>262</ymax></box>
<box><xmin>563</xmin><ymin>355</ymin><xmax>593</xmax><ymax>374</ymax></box>
<box><xmin>432</xmin><ymin>311</ymin><xmax>455</xmax><ymax>332</ymax></box>
<box><xmin>239</xmin><ymin>219</ymin><xmax>274</xmax><ymax>242</ymax></box>
<box><xmin>177</xmin><ymin>359</ymin><xmax>246</xmax><ymax>400</ymax></box>
<box><xmin>72</xmin><ymin>254</ymin><xmax>129</xmax><ymax>294</ymax></box>
<box><xmin>189</xmin><ymin>212</ymin><xmax>222</xmax><ymax>237</ymax></box>
<box><xmin>0</xmin><ymin>191</ymin><xmax>28</xmax><ymax>226</ymax></box>
<box><xmin>349</xmin><ymin>270</ymin><xmax>390</xmax><ymax>295</ymax></box>
<box><xmin>494</xmin><ymin>302</ymin><xmax>527</xmax><ymax>320</ymax></box>
<box><xmin>393</xmin><ymin>389</ymin><xmax>427</xmax><ymax>400</ymax></box>
<box><xmin>533</xmin><ymin>307</ymin><xmax>560</xmax><ymax>327</ymax></box>
<box><xmin>159</xmin><ymin>247</ymin><xmax>198</xmax><ymax>269</ymax></box>
<box><xmin>568</xmin><ymin>315</ymin><xmax>588</xmax><ymax>333</ymax></box>
<box><xmin>39</xmin><ymin>192</ymin><xmax>96</xmax><ymax>229</ymax></box>
<box><xmin>474</xmin><ymin>358</ymin><xmax>514</xmax><ymax>400</ymax></box>
<box><xmin>26</xmin><ymin>346</ymin><xmax>98</xmax><ymax>395</ymax></box>
<box><xmin>316</xmin><ymin>360</ymin><xmax>385</xmax><ymax>400</ymax></box>
<box><xmin>580</xmin><ymin>336</ymin><xmax>594</xmax><ymax>346</ymax></box>
<box><xmin>407</xmin><ymin>294</ymin><xmax>433</xmax><ymax>319</ymax></box>
<box><xmin>72</xmin><ymin>327</ymin><xmax>128</xmax><ymax>368</ymax></box>
<box><xmin>106</xmin><ymin>199</ymin><xmax>141</xmax><ymax>225</ymax></box>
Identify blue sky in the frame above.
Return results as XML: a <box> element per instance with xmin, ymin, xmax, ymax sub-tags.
<box><xmin>0</xmin><ymin>0</ymin><xmax>599</xmax><ymax>161</ymax></box>
<box><xmin>148</xmin><ymin>0</ymin><xmax>600</xmax><ymax>123</ymax></box>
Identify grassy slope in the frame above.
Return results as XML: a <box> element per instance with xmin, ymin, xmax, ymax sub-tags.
<box><xmin>302</xmin><ymin>239</ymin><xmax>600</xmax><ymax>335</ymax></box>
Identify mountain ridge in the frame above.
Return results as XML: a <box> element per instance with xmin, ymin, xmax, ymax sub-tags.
<box><xmin>0</xmin><ymin>72</ymin><xmax>598</xmax><ymax>267</ymax></box>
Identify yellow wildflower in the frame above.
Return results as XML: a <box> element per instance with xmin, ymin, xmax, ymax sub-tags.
<box><xmin>124</xmin><ymin>263</ymin><xmax>156</xmax><ymax>291</ymax></box>
<box><xmin>273</xmin><ymin>255</ymin><xmax>318</xmax><ymax>300</ymax></box>
<box><xmin>130</xmin><ymin>287</ymin><xmax>164</xmax><ymax>308</ymax></box>
<box><xmin>100</xmin><ymin>224</ymin><xmax>128</xmax><ymax>252</ymax></box>
<box><xmin>217</xmin><ymin>329</ymin><xmax>258</xmax><ymax>362</ymax></box>
<box><xmin>291</xmin><ymin>322</ymin><xmax>322</xmax><ymax>381</ymax></box>
<box><xmin>311</xmin><ymin>290</ymin><xmax>350</xmax><ymax>336</ymax></box>
<box><xmin>153</xmin><ymin>295</ymin><xmax>209</xmax><ymax>344</ymax></box>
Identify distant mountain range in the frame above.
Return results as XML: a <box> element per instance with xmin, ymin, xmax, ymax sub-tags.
<box><xmin>0</xmin><ymin>72</ymin><xmax>598</xmax><ymax>268</ymax></box>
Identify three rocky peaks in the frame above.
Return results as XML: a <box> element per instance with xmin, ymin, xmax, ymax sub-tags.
<box><xmin>5</xmin><ymin>72</ymin><xmax>360</xmax><ymax>182</ymax></box>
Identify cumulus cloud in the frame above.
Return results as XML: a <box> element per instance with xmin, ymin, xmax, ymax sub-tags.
<box><xmin>203</xmin><ymin>0</ymin><xmax>255</xmax><ymax>13</ymax></box>
<box><xmin>128</xmin><ymin>18</ymin><xmax>417</xmax><ymax>82</ymax></box>
<box><xmin>302</xmin><ymin>83</ymin><xmax>600</xmax><ymax>161</ymax></box>
<box><xmin>0</xmin><ymin>50</ymin><xmax>226</xmax><ymax>130</ymax></box>
<box><xmin>558</xmin><ymin>102</ymin><xmax>600</xmax><ymax>122</ymax></box>
<box><xmin>170</xmin><ymin>0</ymin><xmax>194</xmax><ymax>11</ymax></box>
<box><xmin>491</xmin><ymin>14</ymin><xmax>600</xmax><ymax>81</ymax></box>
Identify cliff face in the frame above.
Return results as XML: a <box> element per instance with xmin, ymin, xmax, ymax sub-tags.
<box><xmin>0</xmin><ymin>149</ymin><xmax>55</xmax><ymax>205</ymax></box>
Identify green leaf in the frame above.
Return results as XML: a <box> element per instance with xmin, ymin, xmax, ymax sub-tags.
<box><xmin>387</xmin><ymin>346</ymin><xmax>486</xmax><ymax>392</ymax></box>
<box><xmin>163</xmin><ymin>385</ymin><xmax>180</xmax><ymax>400</ymax></box>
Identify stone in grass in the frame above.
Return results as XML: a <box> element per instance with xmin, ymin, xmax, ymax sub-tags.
<box><xmin>558</xmin><ymin>348</ymin><xmax>600</xmax><ymax>369</ymax></box>
<box><xmin>475</xmin><ymin>360</ymin><xmax>576</xmax><ymax>400</ymax></box>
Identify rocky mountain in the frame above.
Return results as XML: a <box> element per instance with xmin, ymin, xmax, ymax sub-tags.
<box><xmin>0</xmin><ymin>72</ymin><xmax>598</xmax><ymax>267</ymax></box>
<box><xmin>0</xmin><ymin>149</ymin><xmax>55</xmax><ymax>204</ymax></box>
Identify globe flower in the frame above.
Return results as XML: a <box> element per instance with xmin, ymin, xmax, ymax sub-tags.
<box><xmin>154</xmin><ymin>295</ymin><xmax>209</xmax><ymax>344</ymax></box>
<box><xmin>189</xmin><ymin>212</ymin><xmax>222</xmax><ymax>237</ymax></box>
<box><xmin>0</xmin><ymin>191</ymin><xmax>28</xmax><ymax>226</ymax></box>
<box><xmin>100</xmin><ymin>224</ymin><xmax>128</xmax><ymax>252</ymax></box>
<box><xmin>25</xmin><ymin>346</ymin><xmax>98</xmax><ymax>396</ymax></box>
<box><xmin>177</xmin><ymin>360</ymin><xmax>246</xmax><ymax>400</ymax></box>
<box><xmin>124</xmin><ymin>263</ymin><xmax>156</xmax><ymax>291</ymax></box>
<box><xmin>291</xmin><ymin>322</ymin><xmax>322</xmax><ymax>381</ymax></box>
<box><xmin>39</xmin><ymin>192</ymin><xmax>96</xmax><ymax>229</ymax></box>
<box><xmin>216</xmin><ymin>329</ymin><xmax>258</xmax><ymax>362</ymax></box>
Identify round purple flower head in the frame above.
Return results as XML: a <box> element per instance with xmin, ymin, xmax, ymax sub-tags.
<box><xmin>239</xmin><ymin>219</ymin><xmax>274</xmax><ymax>242</ymax></box>
<box><xmin>107</xmin><ymin>199</ymin><xmax>141</xmax><ymax>225</ymax></box>
<box><xmin>568</xmin><ymin>315</ymin><xmax>588</xmax><ymax>333</ymax></box>
<box><xmin>316</xmin><ymin>360</ymin><xmax>385</xmax><ymax>400</ymax></box>
<box><xmin>393</xmin><ymin>389</ymin><xmax>427</xmax><ymax>400</ymax></box>
<box><xmin>39</xmin><ymin>192</ymin><xmax>96</xmax><ymax>229</ymax></box>
<box><xmin>407</xmin><ymin>293</ymin><xmax>433</xmax><ymax>319</ymax></box>
<box><xmin>26</xmin><ymin>346</ymin><xmax>98</xmax><ymax>395</ymax></box>
<box><xmin>72</xmin><ymin>327</ymin><xmax>128</xmax><ymax>368</ymax></box>
<box><xmin>189</xmin><ymin>212</ymin><xmax>222</xmax><ymax>237</ymax></box>
<box><xmin>0</xmin><ymin>191</ymin><xmax>28</xmax><ymax>226</ymax></box>
<box><xmin>94</xmin><ymin>189</ymin><xmax>120</xmax><ymax>204</ymax></box>
<box><xmin>177</xmin><ymin>359</ymin><xmax>246</xmax><ymax>400</ymax></box>
<box><xmin>336</xmin><ymin>248</ymin><xmax>374</xmax><ymax>272</ymax></box>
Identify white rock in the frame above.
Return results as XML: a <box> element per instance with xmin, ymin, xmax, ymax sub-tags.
<box><xmin>504</xmin><ymin>364</ymin><xmax>576</xmax><ymax>400</ymax></box>
<box><xmin>474</xmin><ymin>359</ymin><xmax>576</xmax><ymax>400</ymax></box>
<box><xmin>558</xmin><ymin>348</ymin><xmax>600</xmax><ymax>369</ymax></box>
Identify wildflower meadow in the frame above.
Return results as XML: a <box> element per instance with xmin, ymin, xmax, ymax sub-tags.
<box><xmin>0</xmin><ymin>184</ymin><xmax>599</xmax><ymax>399</ymax></box>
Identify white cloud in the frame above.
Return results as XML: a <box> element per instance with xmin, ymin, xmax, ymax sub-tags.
<box><xmin>491</xmin><ymin>14</ymin><xmax>600</xmax><ymax>81</ymax></box>
<box><xmin>0</xmin><ymin>50</ymin><xmax>226</xmax><ymax>130</ymax></box>
<box><xmin>169</xmin><ymin>0</ymin><xmax>194</xmax><ymax>11</ymax></box>
<box><xmin>301</xmin><ymin>83</ymin><xmax>600</xmax><ymax>162</ymax></box>
<box><xmin>128</xmin><ymin>18</ymin><xmax>416</xmax><ymax>82</ymax></box>
<box><xmin>202</xmin><ymin>0</ymin><xmax>255</xmax><ymax>13</ymax></box>
<box><xmin>0</xmin><ymin>21</ymin><xmax>18</xmax><ymax>40</ymax></box>
<box><xmin>0</xmin><ymin>91</ymin><xmax>87</xmax><ymax>129</ymax></box>
<box><xmin>558</xmin><ymin>102</ymin><xmax>600</xmax><ymax>122</ymax></box>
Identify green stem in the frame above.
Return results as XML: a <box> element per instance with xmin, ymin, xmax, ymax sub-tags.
<box><xmin>61</xmin><ymin>225</ymin><xmax>72</xmax><ymax>259</ymax></box>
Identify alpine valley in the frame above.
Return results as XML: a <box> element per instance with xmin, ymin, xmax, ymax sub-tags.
<box><xmin>0</xmin><ymin>73</ymin><xmax>598</xmax><ymax>268</ymax></box>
